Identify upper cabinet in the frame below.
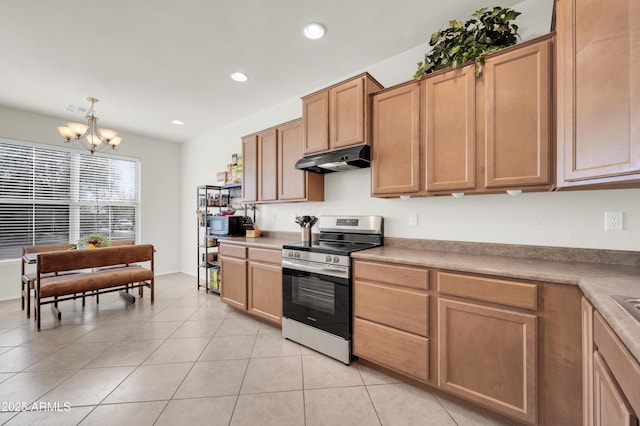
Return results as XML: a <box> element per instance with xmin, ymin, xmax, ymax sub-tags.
<box><xmin>372</xmin><ymin>34</ymin><xmax>554</xmax><ymax>198</ymax></box>
<box><xmin>257</xmin><ymin>128</ymin><xmax>278</xmax><ymax>202</ymax></box>
<box><xmin>302</xmin><ymin>73</ymin><xmax>383</xmax><ymax>155</ymax></box>
<box><xmin>371</xmin><ymin>81</ymin><xmax>421</xmax><ymax>195</ymax></box>
<box><xmin>242</xmin><ymin>135</ymin><xmax>258</xmax><ymax>202</ymax></box>
<box><xmin>482</xmin><ymin>39</ymin><xmax>552</xmax><ymax>189</ymax></box>
<box><xmin>423</xmin><ymin>64</ymin><xmax>477</xmax><ymax>192</ymax></box>
<box><xmin>556</xmin><ymin>0</ymin><xmax>640</xmax><ymax>188</ymax></box>
<box><xmin>242</xmin><ymin>119</ymin><xmax>324</xmax><ymax>204</ymax></box>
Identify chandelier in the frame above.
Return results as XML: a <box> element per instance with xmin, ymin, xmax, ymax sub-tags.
<box><xmin>57</xmin><ymin>97</ymin><xmax>122</xmax><ymax>155</ymax></box>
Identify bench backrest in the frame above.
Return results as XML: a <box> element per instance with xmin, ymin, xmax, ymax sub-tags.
<box><xmin>111</xmin><ymin>240</ymin><xmax>134</xmax><ymax>246</ymax></box>
<box><xmin>23</xmin><ymin>243</ymin><xmax>77</xmax><ymax>255</ymax></box>
<box><xmin>37</xmin><ymin>244</ymin><xmax>154</xmax><ymax>274</ymax></box>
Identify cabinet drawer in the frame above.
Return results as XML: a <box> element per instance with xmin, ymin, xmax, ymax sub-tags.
<box><xmin>219</xmin><ymin>244</ymin><xmax>246</xmax><ymax>259</ymax></box>
<box><xmin>437</xmin><ymin>271</ymin><xmax>537</xmax><ymax>310</ymax></box>
<box><xmin>354</xmin><ymin>260</ymin><xmax>428</xmax><ymax>290</ymax></box>
<box><xmin>248</xmin><ymin>247</ymin><xmax>280</xmax><ymax>264</ymax></box>
<box><xmin>354</xmin><ymin>317</ymin><xmax>428</xmax><ymax>382</ymax></box>
<box><xmin>354</xmin><ymin>280</ymin><xmax>428</xmax><ymax>337</ymax></box>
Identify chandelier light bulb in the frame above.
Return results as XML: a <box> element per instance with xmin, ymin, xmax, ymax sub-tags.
<box><xmin>99</xmin><ymin>128</ymin><xmax>118</xmax><ymax>141</ymax></box>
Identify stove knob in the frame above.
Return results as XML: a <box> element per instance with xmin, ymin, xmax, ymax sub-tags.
<box><xmin>295</xmin><ymin>252</ymin><xmax>301</xmax><ymax>258</ymax></box>
<box><xmin>333</xmin><ymin>256</ymin><xmax>340</xmax><ymax>264</ymax></box>
<box><xmin>326</xmin><ymin>255</ymin><xmax>332</xmax><ymax>262</ymax></box>
<box><xmin>287</xmin><ymin>251</ymin><xmax>293</xmax><ymax>258</ymax></box>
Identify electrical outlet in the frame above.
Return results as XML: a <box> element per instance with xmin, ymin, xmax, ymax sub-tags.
<box><xmin>408</xmin><ymin>212</ymin><xmax>418</xmax><ymax>226</ymax></box>
<box><xmin>605</xmin><ymin>212</ymin><xmax>623</xmax><ymax>231</ymax></box>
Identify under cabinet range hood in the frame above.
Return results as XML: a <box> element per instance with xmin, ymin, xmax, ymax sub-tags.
<box><xmin>295</xmin><ymin>145</ymin><xmax>371</xmax><ymax>174</ymax></box>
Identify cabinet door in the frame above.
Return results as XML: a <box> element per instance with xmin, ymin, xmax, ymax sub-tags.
<box><xmin>302</xmin><ymin>91</ymin><xmax>330</xmax><ymax>154</ymax></box>
<box><xmin>330</xmin><ymin>77</ymin><xmax>365</xmax><ymax>149</ymax></box>
<box><xmin>278</xmin><ymin>120</ymin><xmax>306</xmax><ymax>201</ymax></box>
<box><xmin>483</xmin><ymin>37</ymin><xmax>552</xmax><ymax>188</ymax></box>
<box><xmin>371</xmin><ymin>82</ymin><xmax>420</xmax><ymax>195</ymax></box>
<box><xmin>593</xmin><ymin>351</ymin><xmax>638</xmax><ymax>426</ymax></box>
<box><xmin>247</xmin><ymin>261</ymin><xmax>282</xmax><ymax>325</ymax></box>
<box><xmin>220</xmin><ymin>256</ymin><xmax>247</xmax><ymax>310</ymax></box>
<box><xmin>438</xmin><ymin>297</ymin><xmax>537</xmax><ymax>424</ymax></box>
<box><xmin>557</xmin><ymin>0</ymin><xmax>640</xmax><ymax>184</ymax></box>
<box><xmin>242</xmin><ymin>135</ymin><xmax>258</xmax><ymax>202</ymax></box>
<box><xmin>258</xmin><ymin>128</ymin><xmax>278</xmax><ymax>202</ymax></box>
<box><xmin>423</xmin><ymin>65</ymin><xmax>476</xmax><ymax>192</ymax></box>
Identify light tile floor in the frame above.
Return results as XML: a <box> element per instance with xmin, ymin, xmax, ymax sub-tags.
<box><xmin>0</xmin><ymin>273</ymin><xmax>507</xmax><ymax>425</ymax></box>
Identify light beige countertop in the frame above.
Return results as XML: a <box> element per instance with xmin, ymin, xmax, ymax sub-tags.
<box><xmin>217</xmin><ymin>232</ymin><xmax>299</xmax><ymax>251</ymax></box>
<box><xmin>352</xmin><ymin>246</ymin><xmax>640</xmax><ymax>364</ymax></box>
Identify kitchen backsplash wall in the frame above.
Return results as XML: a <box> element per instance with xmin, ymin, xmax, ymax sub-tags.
<box><xmin>258</xmin><ymin>168</ymin><xmax>640</xmax><ymax>251</ymax></box>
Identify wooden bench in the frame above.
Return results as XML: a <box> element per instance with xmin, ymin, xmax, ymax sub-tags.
<box><xmin>35</xmin><ymin>244</ymin><xmax>155</xmax><ymax>330</ymax></box>
<box><xmin>22</xmin><ymin>243</ymin><xmax>77</xmax><ymax>318</ymax></box>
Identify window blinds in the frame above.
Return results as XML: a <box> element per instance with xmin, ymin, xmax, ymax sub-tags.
<box><xmin>0</xmin><ymin>139</ymin><xmax>140</xmax><ymax>260</ymax></box>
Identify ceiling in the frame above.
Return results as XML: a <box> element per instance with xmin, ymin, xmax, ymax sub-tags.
<box><xmin>0</xmin><ymin>0</ymin><xmax>553</xmax><ymax>143</ymax></box>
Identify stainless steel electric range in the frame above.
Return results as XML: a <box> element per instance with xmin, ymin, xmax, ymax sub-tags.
<box><xmin>281</xmin><ymin>215</ymin><xmax>383</xmax><ymax>364</ymax></box>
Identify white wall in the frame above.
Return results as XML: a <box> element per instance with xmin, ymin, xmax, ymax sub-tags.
<box><xmin>180</xmin><ymin>0</ymin><xmax>639</xmax><ymax>277</ymax></box>
<box><xmin>0</xmin><ymin>105</ymin><xmax>182</xmax><ymax>300</ymax></box>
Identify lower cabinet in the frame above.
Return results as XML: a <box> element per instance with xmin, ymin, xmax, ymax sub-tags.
<box><xmin>247</xmin><ymin>249</ymin><xmax>282</xmax><ymax>325</ymax></box>
<box><xmin>219</xmin><ymin>243</ymin><xmax>282</xmax><ymax>325</ymax></box>
<box><xmin>583</xmin><ymin>298</ymin><xmax>639</xmax><ymax>426</ymax></box>
<box><xmin>219</xmin><ymin>244</ymin><xmax>247</xmax><ymax>310</ymax></box>
<box><xmin>352</xmin><ymin>260</ymin><xmax>430</xmax><ymax>382</ymax></box>
<box><xmin>438</xmin><ymin>297</ymin><xmax>537</xmax><ymax>424</ymax></box>
<box><xmin>437</xmin><ymin>272</ymin><xmax>538</xmax><ymax>425</ymax></box>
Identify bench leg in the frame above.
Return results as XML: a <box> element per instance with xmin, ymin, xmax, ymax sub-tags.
<box><xmin>36</xmin><ymin>293</ymin><xmax>41</xmax><ymax>331</ymax></box>
<box><xmin>51</xmin><ymin>304</ymin><xmax>62</xmax><ymax>321</ymax></box>
<box><xmin>21</xmin><ymin>281</ymin><xmax>25</xmax><ymax>311</ymax></box>
<box><xmin>82</xmin><ymin>292</ymin><xmax>86</xmax><ymax>307</ymax></box>
<box><xmin>96</xmin><ymin>291</ymin><xmax>99</xmax><ymax>304</ymax></box>
<box><xmin>26</xmin><ymin>284</ymin><xmax>31</xmax><ymax>319</ymax></box>
<box><xmin>119</xmin><ymin>290</ymin><xmax>135</xmax><ymax>304</ymax></box>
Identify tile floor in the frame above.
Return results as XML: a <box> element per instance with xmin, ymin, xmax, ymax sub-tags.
<box><xmin>0</xmin><ymin>273</ymin><xmax>506</xmax><ymax>425</ymax></box>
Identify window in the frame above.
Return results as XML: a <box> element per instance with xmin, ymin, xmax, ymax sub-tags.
<box><xmin>0</xmin><ymin>139</ymin><xmax>140</xmax><ymax>260</ymax></box>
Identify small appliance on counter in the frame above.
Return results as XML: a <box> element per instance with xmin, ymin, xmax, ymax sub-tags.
<box><xmin>209</xmin><ymin>215</ymin><xmax>247</xmax><ymax>236</ymax></box>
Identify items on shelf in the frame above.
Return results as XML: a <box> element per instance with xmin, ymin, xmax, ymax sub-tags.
<box><xmin>216</xmin><ymin>153</ymin><xmax>243</xmax><ymax>185</ymax></box>
<box><xmin>208</xmin><ymin>267</ymin><xmax>220</xmax><ymax>292</ymax></box>
<box><xmin>196</xmin><ymin>184</ymin><xmax>241</xmax><ymax>294</ymax></box>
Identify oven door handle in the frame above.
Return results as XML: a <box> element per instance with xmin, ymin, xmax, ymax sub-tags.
<box><xmin>282</xmin><ymin>259</ymin><xmax>349</xmax><ymax>280</ymax></box>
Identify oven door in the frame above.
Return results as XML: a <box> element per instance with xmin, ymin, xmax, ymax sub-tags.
<box><xmin>282</xmin><ymin>260</ymin><xmax>350</xmax><ymax>340</ymax></box>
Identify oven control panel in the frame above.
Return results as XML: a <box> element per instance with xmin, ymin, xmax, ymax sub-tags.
<box><xmin>282</xmin><ymin>250</ymin><xmax>350</xmax><ymax>267</ymax></box>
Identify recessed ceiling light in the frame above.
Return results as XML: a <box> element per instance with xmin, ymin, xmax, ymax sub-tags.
<box><xmin>303</xmin><ymin>22</ymin><xmax>326</xmax><ymax>40</ymax></box>
<box><xmin>230</xmin><ymin>72</ymin><xmax>248</xmax><ymax>82</ymax></box>
<box><xmin>171</xmin><ymin>120</ymin><xmax>184</xmax><ymax>125</ymax></box>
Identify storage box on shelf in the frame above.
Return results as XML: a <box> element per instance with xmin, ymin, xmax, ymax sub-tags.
<box><xmin>196</xmin><ymin>184</ymin><xmax>241</xmax><ymax>293</ymax></box>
